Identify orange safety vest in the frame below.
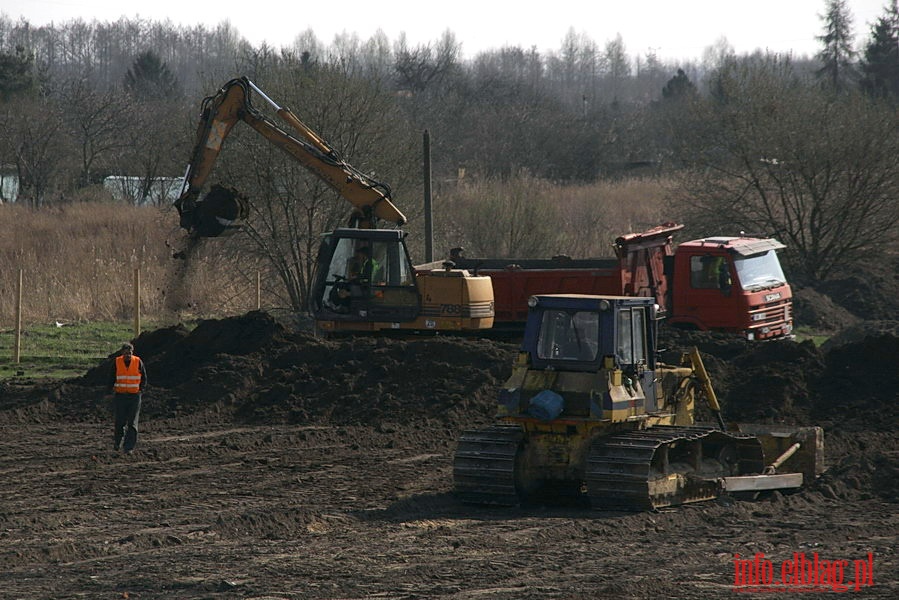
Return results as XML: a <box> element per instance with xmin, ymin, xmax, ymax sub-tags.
<box><xmin>114</xmin><ymin>355</ymin><xmax>142</xmax><ymax>394</ymax></box>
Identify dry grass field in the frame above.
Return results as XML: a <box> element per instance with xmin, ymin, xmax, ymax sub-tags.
<box><xmin>0</xmin><ymin>202</ymin><xmax>257</xmax><ymax>326</ymax></box>
<box><xmin>0</xmin><ymin>177</ymin><xmax>673</xmax><ymax>327</ymax></box>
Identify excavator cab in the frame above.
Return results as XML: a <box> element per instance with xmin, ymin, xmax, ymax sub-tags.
<box><xmin>310</xmin><ymin>228</ymin><xmax>420</xmax><ymax>322</ymax></box>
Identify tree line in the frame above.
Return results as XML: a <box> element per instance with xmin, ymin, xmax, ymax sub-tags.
<box><xmin>0</xmin><ymin>0</ymin><xmax>897</xmax><ymax>311</ymax></box>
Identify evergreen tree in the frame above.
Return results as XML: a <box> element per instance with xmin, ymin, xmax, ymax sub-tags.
<box><xmin>0</xmin><ymin>45</ymin><xmax>37</xmax><ymax>101</ymax></box>
<box><xmin>816</xmin><ymin>0</ymin><xmax>857</xmax><ymax>91</ymax></box>
<box><xmin>662</xmin><ymin>69</ymin><xmax>697</xmax><ymax>101</ymax></box>
<box><xmin>859</xmin><ymin>0</ymin><xmax>899</xmax><ymax>99</ymax></box>
<box><xmin>124</xmin><ymin>50</ymin><xmax>179</xmax><ymax>99</ymax></box>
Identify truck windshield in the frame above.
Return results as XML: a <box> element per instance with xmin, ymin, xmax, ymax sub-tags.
<box><xmin>536</xmin><ymin>310</ymin><xmax>599</xmax><ymax>362</ymax></box>
<box><xmin>734</xmin><ymin>251</ymin><xmax>787</xmax><ymax>290</ymax></box>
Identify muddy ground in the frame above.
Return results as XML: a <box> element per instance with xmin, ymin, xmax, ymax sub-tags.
<box><xmin>1</xmin><ymin>285</ymin><xmax>898</xmax><ymax>598</ymax></box>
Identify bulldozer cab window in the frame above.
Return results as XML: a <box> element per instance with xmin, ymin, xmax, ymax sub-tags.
<box><xmin>536</xmin><ymin>310</ymin><xmax>599</xmax><ymax>362</ymax></box>
<box><xmin>616</xmin><ymin>308</ymin><xmax>647</xmax><ymax>367</ymax></box>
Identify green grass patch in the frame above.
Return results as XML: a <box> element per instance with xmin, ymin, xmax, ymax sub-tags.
<box><xmin>0</xmin><ymin>321</ymin><xmax>151</xmax><ymax>381</ymax></box>
<box><xmin>793</xmin><ymin>326</ymin><xmax>830</xmax><ymax>348</ymax></box>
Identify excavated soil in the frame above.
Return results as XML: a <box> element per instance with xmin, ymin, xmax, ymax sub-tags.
<box><xmin>1</xmin><ymin>308</ymin><xmax>897</xmax><ymax>599</ymax></box>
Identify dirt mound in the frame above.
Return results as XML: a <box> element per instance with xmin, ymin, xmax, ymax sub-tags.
<box><xmin>234</xmin><ymin>334</ymin><xmax>516</xmax><ymax>429</ymax></box>
<box><xmin>81</xmin><ymin>311</ymin><xmax>290</xmax><ymax>388</ymax></box>
<box><xmin>70</xmin><ymin>311</ymin><xmax>516</xmax><ymax>429</ymax></box>
<box><xmin>9</xmin><ymin>311</ymin><xmax>899</xmax><ymax>439</ymax></box>
<box><xmin>820</xmin><ymin>320</ymin><xmax>899</xmax><ymax>351</ymax></box>
<box><xmin>792</xmin><ymin>286</ymin><xmax>859</xmax><ymax>331</ymax></box>
<box><xmin>812</xmin><ymin>331</ymin><xmax>899</xmax><ymax>432</ymax></box>
<box><xmin>712</xmin><ymin>339</ymin><xmax>825</xmax><ymax>425</ymax></box>
<box><xmin>810</xmin><ymin>257</ymin><xmax>899</xmax><ymax>322</ymax></box>
<box><xmin>789</xmin><ymin>252</ymin><xmax>898</xmax><ymax>332</ymax></box>
<box><xmin>659</xmin><ymin>326</ymin><xmax>898</xmax><ymax>434</ymax></box>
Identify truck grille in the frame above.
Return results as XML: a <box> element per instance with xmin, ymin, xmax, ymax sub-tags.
<box><xmin>747</xmin><ymin>299</ymin><xmax>793</xmax><ymax>339</ymax></box>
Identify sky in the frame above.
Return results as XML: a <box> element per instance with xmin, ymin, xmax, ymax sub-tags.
<box><xmin>1</xmin><ymin>0</ymin><xmax>891</xmax><ymax>61</ymax></box>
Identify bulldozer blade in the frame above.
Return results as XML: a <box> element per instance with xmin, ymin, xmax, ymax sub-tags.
<box><xmin>721</xmin><ymin>472</ymin><xmax>803</xmax><ymax>492</ymax></box>
<box><xmin>736</xmin><ymin>424</ymin><xmax>824</xmax><ymax>482</ymax></box>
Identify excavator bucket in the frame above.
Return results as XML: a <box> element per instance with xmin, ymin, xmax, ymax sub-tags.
<box><xmin>192</xmin><ymin>184</ymin><xmax>250</xmax><ymax>238</ymax></box>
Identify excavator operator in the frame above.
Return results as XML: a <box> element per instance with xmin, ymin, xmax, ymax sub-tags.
<box><xmin>329</xmin><ymin>246</ymin><xmax>381</xmax><ymax>311</ymax></box>
<box><xmin>354</xmin><ymin>246</ymin><xmax>381</xmax><ymax>286</ymax></box>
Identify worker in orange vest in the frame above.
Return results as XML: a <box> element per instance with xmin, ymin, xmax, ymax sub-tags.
<box><xmin>109</xmin><ymin>342</ymin><xmax>148</xmax><ymax>454</ymax></box>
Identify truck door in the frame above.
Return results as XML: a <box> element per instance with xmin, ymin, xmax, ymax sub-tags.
<box><xmin>675</xmin><ymin>253</ymin><xmax>739</xmax><ymax>330</ymax></box>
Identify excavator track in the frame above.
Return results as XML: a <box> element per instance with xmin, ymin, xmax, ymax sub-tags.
<box><xmin>586</xmin><ymin>425</ymin><xmax>765</xmax><ymax>511</ymax></box>
<box><xmin>453</xmin><ymin>425</ymin><xmax>524</xmax><ymax>506</ymax></box>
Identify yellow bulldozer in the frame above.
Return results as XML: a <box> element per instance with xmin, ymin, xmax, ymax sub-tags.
<box><xmin>454</xmin><ymin>295</ymin><xmax>824</xmax><ymax>510</ymax></box>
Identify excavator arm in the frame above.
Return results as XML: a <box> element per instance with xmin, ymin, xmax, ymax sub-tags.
<box><xmin>174</xmin><ymin>77</ymin><xmax>407</xmax><ymax>237</ymax></box>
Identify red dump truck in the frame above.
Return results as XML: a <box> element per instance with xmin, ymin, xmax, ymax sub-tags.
<box><xmin>442</xmin><ymin>223</ymin><xmax>793</xmax><ymax>340</ymax></box>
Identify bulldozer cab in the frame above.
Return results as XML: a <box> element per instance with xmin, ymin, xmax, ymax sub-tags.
<box><xmin>525</xmin><ymin>295</ymin><xmax>657</xmax><ymax>372</ymax></box>
<box><xmin>310</xmin><ymin>228</ymin><xmax>420</xmax><ymax>322</ymax></box>
<box><xmin>523</xmin><ymin>295</ymin><xmax>659</xmax><ymax>409</ymax></box>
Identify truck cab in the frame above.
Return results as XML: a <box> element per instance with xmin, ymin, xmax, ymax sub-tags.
<box><xmin>668</xmin><ymin>237</ymin><xmax>793</xmax><ymax>340</ymax></box>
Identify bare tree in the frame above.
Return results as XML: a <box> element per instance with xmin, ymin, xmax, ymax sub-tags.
<box><xmin>58</xmin><ymin>76</ymin><xmax>132</xmax><ymax>187</ymax></box>
<box><xmin>0</xmin><ymin>96</ymin><xmax>71</xmax><ymax>206</ymax></box>
<box><xmin>604</xmin><ymin>34</ymin><xmax>631</xmax><ymax>104</ymax></box>
<box><xmin>393</xmin><ymin>31</ymin><xmax>461</xmax><ymax>94</ymax></box>
<box><xmin>673</xmin><ymin>56</ymin><xmax>899</xmax><ymax>280</ymax></box>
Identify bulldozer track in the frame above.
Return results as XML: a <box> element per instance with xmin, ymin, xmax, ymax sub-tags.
<box><xmin>586</xmin><ymin>425</ymin><xmax>765</xmax><ymax>511</ymax></box>
<box><xmin>453</xmin><ymin>425</ymin><xmax>524</xmax><ymax>506</ymax></box>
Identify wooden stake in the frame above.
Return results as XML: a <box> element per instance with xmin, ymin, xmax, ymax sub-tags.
<box><xmin>133</xmin><ymin>268</ymin><xmax>141</xmax><ymax>338</ymax></box>
<box><xmin>14</xmin><ymin>269</ymin><xmax>23</xmax><ymax>364</ymax></box>
<box><xmin>256</xmin><ymin>271</ymin><xmax>262</xmax><ymax>310</ymax></box>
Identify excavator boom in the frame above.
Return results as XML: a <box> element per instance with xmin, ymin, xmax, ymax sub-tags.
<box><xmin>174</xmin><ymin>77</ymin><xmax>406</xmax><ymax>237</ymax></box>
<box><xmin>173</xmin><ymin>76</ymin><xmax>493</xmax><ymax>334</ymax></box>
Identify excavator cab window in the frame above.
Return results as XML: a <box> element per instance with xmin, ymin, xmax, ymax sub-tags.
<box><xmin>326</xmin><ymin>239</ymin><xmax>409</xmax><ymax>286</ymax></box>
<box><xmin>536</xmin><ymin>310</ymin><xmax>599</xmax><ymax>362</ymax></box>
<box><xmin>313</xmin><ymin>231</ymin><xmax>420</xmax><ymax>321</ymax></box>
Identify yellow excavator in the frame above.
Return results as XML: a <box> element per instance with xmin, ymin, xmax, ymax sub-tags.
<box><xmin>174</xmin><ymin>77</ymin><xmax>494</xmax><ymax>334</ymax></box>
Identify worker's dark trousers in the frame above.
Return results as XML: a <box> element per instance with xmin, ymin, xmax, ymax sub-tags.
<box><xmin>113</xmin><ymin>393</ymin><xmax>142</xmax><ymax>452</ymax></box>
